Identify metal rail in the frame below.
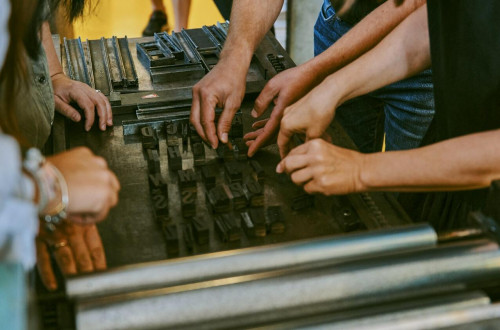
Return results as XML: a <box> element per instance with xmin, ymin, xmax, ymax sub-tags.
<box><xmin>76</xmin><ymin>242</ymin><xmax>500</xmax><ymax>329</ymax></box>
<box><xmin>67</xmin><ymin>224</ymin><xmax>436</xmax><ymax>300</ymax></box>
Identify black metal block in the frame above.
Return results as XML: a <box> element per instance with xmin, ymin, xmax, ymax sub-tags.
<box><xmin>250</xmin><ymin>160</ymin><xmax>265</xmax><ymax>183</ymax></box>
<box><xmin>215</xmin><ymin>213</ymin><xmax>241</xmax><ymax>242</ymax></box>
<box><xmin>151</xmin><ymin>187</ymin><xmax>169</xmax><ymax>217</ymax></box>
<box><xmin>233</xmin><ymin>138</ymin><xmax>248</xmax><ymax>161</ymax></box>
<box><xmin>206</xmin><ymin>185</ymin><xmax>231</xmax><ymax>213</ymax></box>
<box><xmin>183</xmin><ymin>224</ymin><xmax>195</xmax><ymax>252</ymax></box>
<box><xmin>228</xmin><ymin>182</ymin><xmax>248</xmax><ymax>210</ymax></box>
<box><xmin>141</xmin><ymin>125</ymin><xmax>159</xmax><ymax>151</ymax></box>
<box><xmin>192</xmin><ymin>216</ymin><xmax>209</xmax><ymax>245</ymax></box>
<box><xmin>180</xmin><ymin>189</ymin><xmax>197</xmax><ymax>218</ymax></box>
<box><xmin>192</xmin><ymin>143</ymin><xmax>206</xmax><ymax>167</ymax></box>
<box><xmin>165</xmin><ymin>121</ymin><xmax>179</xmax><ymax>147</ymax></box>
<box><xmin>244</xmin><ymin>180</ymin><xmax>265</xmax><ymax>207</ymax></box>
<box><xmin>148</xmin><ymin>172</ymin><xmax>167</xmax><ymax>190</ymax></box>
<box><xmin>291</xmin><ymin>193</ymin><xmax>314</xmax><ymax>211</ymax></box>
<box><xmin>177</xmin><ymin>169</ymin><xmax>197</xmax><ymax>191</ymax></box>
<box><xmin>241</xmin><ymin>208</ymin><xmax>266</xmax><ymax>237</ymax></box>
<box><xmin>266</xmin><ymin>206</ymin><xmax>285</xmax><ymax>234</ymax></box>
<box><xmin>217</xmin><ymin>144</ymin><xmax>234</xmax><ymax>162</ymax></box>
<box><xmin>181</xmin><ymin>121</ymin><xmax>189</xmax><ymax>153</ymax></box>
<box><xmin>201</xmin><ymin>164</ymin><xmax>217</xmax><ymax>189</ymax></box>
<box><xmin>189</xmin><ymin>124</ymin><xmax>202</xmax><ymax>144</ymax></box>
<box><xmin>167</xmin><ymin>145</ymin><xmax>182</xmax><ymax>171</ymax></box>
<box><xmin>224</xmin><ymin>161</ymin><xmax>242</xmax><ymax>184</ymax></box>
<box><xmin>162</xmin><ymin>223</ymin><xmax>179</xmax><ymax>257</ymax></box>
<box><xmin>146</xmin><ymin>149</ymin><xmax>161</xmax><ymax>174</ymax></box>
<box><xmin>229</xmin><ymin>113</ymin><xmax>243</xmax><ymax>138</ymax></box>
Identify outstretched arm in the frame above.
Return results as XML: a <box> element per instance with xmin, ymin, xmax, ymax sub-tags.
<box><xmin>245</xmin><ymin>0</ymin><xmax>427</xmax><ymax>156</ymax></box>
<box><xmin>190</xmin><ymin>0</ymin><xmax>284</xmax><ymax>148</ymax></box>
<box><xmin>277</xmin><ymin>4</ymin><xmax>431</xmax><ymax>157</ymax></box>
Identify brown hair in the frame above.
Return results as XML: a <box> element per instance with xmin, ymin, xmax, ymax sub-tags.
<box><xmin>0</xmin><ymin>0</ymin><xmax>39</xmax><ymax>144</ymax></box>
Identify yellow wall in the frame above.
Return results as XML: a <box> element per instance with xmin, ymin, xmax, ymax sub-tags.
<box><xmin>74</xmin><ymin>0</ymin><xmax>224</xmax><ymax>39</ymax></box>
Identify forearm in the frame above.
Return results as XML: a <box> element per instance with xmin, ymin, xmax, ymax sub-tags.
<box><xmin>316</xmin><ymin>4</ymin><xmax>430</xmax><ymax>107</ymax></box>
<box><xmin>41</xmin><ymin>21</ymin><xmax>63</xmax><ymax>78</ymax></box>
<box><xmin>361</xmin><ymin>130</ymin><xmax>500</xmax><ymax>192</ymax></box>
<box><xmin>305</xmin><ymin>0</ymin><xmax>426</xmax><ymax>82</ymax></box>
<box><xmin>220</xmin><ymin>0</ymin><xmax>283</xmax><ymax>70</ymax></box>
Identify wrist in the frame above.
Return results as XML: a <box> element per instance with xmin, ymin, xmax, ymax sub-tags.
<box><xmin>359</xmin><ymin>152</ymin><xmax>385</xmax><ymax>191</ymax></box>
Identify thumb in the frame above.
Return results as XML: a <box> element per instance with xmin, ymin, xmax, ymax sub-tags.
<box><xmin>54</xmin><ymin>95</ymin><xmax>81</xmax><ymax>122</ymax></box>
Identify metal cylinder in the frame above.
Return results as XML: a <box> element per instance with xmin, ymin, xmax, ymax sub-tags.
<box><xmin>67</xmin><ymin>224</ymin><xmax>437</xmax><ymax>299</ymax></box>
<box><xmin>76</xmin><ymin>242</ymin><xmax>500</xmax><ymax>330</ymax></box>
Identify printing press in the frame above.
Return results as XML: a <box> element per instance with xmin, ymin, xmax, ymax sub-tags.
<box><xmin>37</xmin><ymin>23</ymin><xmax>500</xmax><ymax>329</ymax></box>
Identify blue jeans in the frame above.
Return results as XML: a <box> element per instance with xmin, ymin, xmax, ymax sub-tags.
<box><xmin>314</xmin><ymin>0</ymin><xmax>435</xmax><ymax>152</ymax></box>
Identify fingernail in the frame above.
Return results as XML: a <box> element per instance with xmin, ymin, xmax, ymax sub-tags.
<box><xmin>221</xmin><ymin>133</ymin><xmax>228</xmax><ymax>143</ymax></box>
<box><xmin>73</xmin><ymin>114</ymin><xmax>80</xmax><ymax>122</ymax></box>
<box><xmin>101</xmin><ymin>124</ymin><xmax>106</xmax><ymax>130</ymax></box>
<box><xmin>251</xmin><ymin>109</ymin><xmax>258</xmax><ymax>118</ymax></box>
<box><xmin>276</xmin><ymin>163</ymin><xmax>283</xmax><ymax>173</ymax></box>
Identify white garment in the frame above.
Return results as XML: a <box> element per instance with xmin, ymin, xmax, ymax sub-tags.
<box><xmin>0</xmin><ymin>0</ymin><xmax>39</xmax><ymax>269</ymax></box>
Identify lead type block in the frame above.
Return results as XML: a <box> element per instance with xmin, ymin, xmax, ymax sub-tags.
<box><xmin>233</xmin><ymin>138</ymin><xmax>248</xmax><ymax>161</ymax></box>
<box><xmin>291</xmin><ymin>193</ymin><xmax>314</xmax><ymax>211</ymax></box>
<box><xmin>162</xmin><ymin>223</ymin><xmax>179</xmax><ymax>256</ymax></box>
<box><xmin>215</xmin><ymin>213</ymin><xmax>241</xmax><ymax>242</ymax></box>
<box><xmin>229</xmin><ymin>113</ymin><xmax>243</xmax><ymax>138</ymax></box>
<box><xmin>192</xmin><ymin>142</ymin><xmax>206</xmax><ymax>167</ymax></box>
<box><xmin>250</xmin><ymin>160</ymin><xmax>265</xmax><ymax>183</ymax></box>
<box><xmin>266</xmin><ymin>206</ymin><xmax>285</xmax><ymax>234</ymax></box>
<box><xmin>206</xmin><ymin>185</ymin><xmax>231</xmax><ymax>213</ymax></box>
<box><xmin>180</xmin><ymin>189</ymin><xmax>197</xmax><ymax>218</ymax></box>
<box><xmin>217</xmin><ymin>144</ymin><xmax>234</xmax><ymax>162</ymax></box>
<box><xmin>140</xmin><ymin>125</ymin><xmax>159</xmax><ymax>151</ymax></box>
<box><xmin>191</xmin><ymin>216</ymin><xmax>209</xmax><ymax>245</ymax></box>
<box><xmin>201</xmin><ymin>164</ymin><xmax>217</xmax><ymax>189</ymax></box>
<box><xmin>165</xmin><ymin>121</ymin><xmax>179</xmax><ymax>147</ymax></box>
<box><xmin>178</xmin><ymin>169</ymin><xmax>197</xmax><ymax>191</ymax></box>
<box><xmin>224</xmin><ymin>161</ymin><xmax>242</xmax><ymax>184</ymax></box>
<box><xmin>241</xmin><ymin>208</ymin><xmax>266</xmax><ymax>237</ymax></box>
<box><xmin>151</xmin><ymin>187</ymin><xmax>169</xmax><ymax>217</ymax></box>
<box><xmin>228</xmin><ymin>182</ymin><xmax>248</xmax><ymax>210</ymax></box>
<box><xmin>244</xmin><ymin>180</ymin><xmax>264</xmax><ymax>207</ymax></box>
<box><xmin>183</xmin><ymin>224</ymin><xmax>195</xmax><ymax>252</ymax></box>
<box><xmin>146</xmin><ymin>149</ymin><xmax>161</xmax><ymax>174</ymax></box>
<box><xmin>167</xmin><ymin>145</ymin><xmax>182</xmax><ymax>171</ymax></box>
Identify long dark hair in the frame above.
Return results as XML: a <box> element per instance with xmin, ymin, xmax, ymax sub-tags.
<box><xmin>0</xmin><ymin>0</ymin><xmax>90</xmax><ymax>142</ymax></box>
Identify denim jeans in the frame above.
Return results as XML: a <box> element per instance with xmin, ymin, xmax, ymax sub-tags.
<box><xmin>314</xmin><ymin>0</ymin><xmax>435</xmax><ymax>152</ymax></box>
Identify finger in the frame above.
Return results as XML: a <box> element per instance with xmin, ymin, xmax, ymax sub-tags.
<box><xmin>85</xmin><ymin>89</ymin><xmax>108</xmax><ymax>131</ymax></box>
<box><xmin>217</xmin><ymin>99</ymin><xmax>239</xmax><ymax>144</ymax></box>
<box><xmin>276</xmin><ymin>153</ymin><xmax>310</xmax><ymax>175</ymax></box>
<box><xmin>290</xmin><ymin>167</ymin><xmax>314</xmax><ymax>185</ymax></box>
<box><xmin>252</xmin><ymin>82</ymin><xmax>278</xmax><ymax>117</ymax></box>
<box><xmin>200</xmin><ymin>95</ymin><xmax>218</xmax><ymax>149</ymax></box>
<box><xmin>245</xmin><ymin>140</ymin><xmax>254</xmax><ymax>147</ymax></box>
<box><xmin>252</xmin><ymin>119</ymin><xmax>269</xmax><ymax>130</ymax></box>
<box><xmin>66</xmin><ymin>225</ymin><xmax>94</xmax><ymax>273</ymax></box>
<box><xmin>99</xmin><ymin>93</ymin><xmax>113</xmax><ymax>126</ymax></box>
<box><xmin>277</xmin><ymin>114</ymin><xmax>297</xmax><ymax>158</ymax></box>
<box><xmin>248</xmin><ymin>112</ymin><xmax>281</xmax><ymax>157</ymax></box>
<box><xmin>54</xmin><ymin>95</ymin><xmax>81</xmax><ymax>122</ymax></box>
<box><xmin>243</xmin><ymin>129</ymin><xmax>263</xmax><ymax>142</ymax></box>
<box><xmin>190</xmin><ymin>90</ymin><xmax>209</xmax><ymax>143</ymax></box>
<box><xmin>304</xmin><ymin>180</ymin><xmax>321</xmax><ymax>194</ymax></box>
<box><xmin>36</xmin><ymin>239</ymin><xmax>57</xmax><ymax>291</ymax></box>
<box><xmin>53</xmin><ymin>244</ymin><xmax>77</xmax><ymax>275</ymax></box>
<box><xmin>85</xmin><ymin>225</ymin><xmax>107</xmax><ymax>270</ymax></box>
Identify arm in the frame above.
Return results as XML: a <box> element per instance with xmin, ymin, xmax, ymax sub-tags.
<box><xmin>277</xmin><ymin>4</ymin><xmax>431</xmax><ymax>157</ymax></box>
<box><xmin>41</xmin><ymin>22</ymin><xmax>113</xmax><ymax>131</ymax></box>
<box><xmin>190</xmin><ymin>0</ymin><xmax>284</xmax><ymax>148</ymax></box>
<box><xmin>276</xmin><ymin>130</ymin><xmax>500</xmax><ymax>196</ymax></box>
<box><xmin>245</xmin><ymin>0</ymin><xmax>427</xmax><ymax>156</ymax></box>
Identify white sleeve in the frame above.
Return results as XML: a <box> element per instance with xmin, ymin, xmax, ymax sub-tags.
<box><xmin>0</xmin><ymin>135</ymin><xmax>39</xmax><ymax>269</ymax></box>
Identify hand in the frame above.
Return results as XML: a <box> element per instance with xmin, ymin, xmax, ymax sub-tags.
<box><xmin>244</xmin><ymin>65</ymin><xmax>319</xmax><ymax>157</ymax></box>
<box><xmin>190</xmin><ymin>62</ymin><xmax>247</xmax><ymax>149</ymax></box>
<box><xmin>46</xmin><ymin>147</ymin><xmax>120</xmax><ymax>224</ymax></box>
<box><xmin>277</xmin><ymin>83</ymin><xmax>339</xmax><ymax>158</ymax></box>
<box><xmin>52</xmin><ymin>73</ymin><xmax>113</xmax><ymax>131</ymax></box>
<box><xmin>36</xmin><ymin>222</ymin><xmax>106</xmax><ymax>291</ymax></box>
<box><xmin>276</xmin><ymin>139</ymin><xmax>366</xmax><ymax>195</ymax></box>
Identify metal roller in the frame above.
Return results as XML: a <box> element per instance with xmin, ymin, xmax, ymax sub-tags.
<box><xmin>67</xmin><ymin>224</ymin><xmax>437</xmax><ymax>299</ymax></box>
<box><xmin>76</xmin><ymin>242</ymin><xmax>500</xmax><ymax>330</ymax></box>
